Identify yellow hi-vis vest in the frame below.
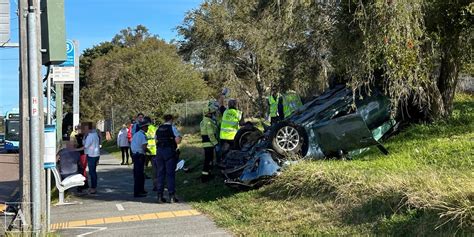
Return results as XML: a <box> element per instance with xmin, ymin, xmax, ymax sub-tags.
<box><xmin>146</xmin><ymin>124</ymin><xmax>157</xmax><ymax>155</ymax></box>
<box><xmin>268</xmin><ymin>95</ymin><xmax>279</xmax><ymax>118</ymax></box>
<box><xmin>219</xmin><ymin>108</ymin><xmax>242</xmax><ymax>140</ymax></box>
<box><xmin>200</xmin><ymin>116</ymin><xmax>218</xmax><ymax>148</ymax></box>
<box><xmin>283</xmin><ymin>92</ymin><xmax>303</xmax><ymax>118</ymax></box>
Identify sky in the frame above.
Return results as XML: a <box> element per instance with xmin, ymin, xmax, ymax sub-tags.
<box><xmin>0</xmin><ymin>0</ymin><xmax>203</xmax><ymax>115</ymax></box>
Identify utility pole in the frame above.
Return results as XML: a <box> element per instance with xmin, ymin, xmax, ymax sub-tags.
<box><xmin>26</xmin><ymin>0</ymin><xmax>43</xmax><ymax>233</ymax></box>
<box><xmin>18</xmin><ymin>0</ymin><xmax>31</xmax><ymax>231</ymax></box>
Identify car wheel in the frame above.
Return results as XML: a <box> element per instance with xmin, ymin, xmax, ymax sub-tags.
<box><xmin>270</xmin><ymin>122</ymin><xmax>305</xmax><ymax>156</ymax></box>
<box><xmin>234</xmin><ymin>125</ymin><xmax>263</xmax><ymax>150</ymax></box>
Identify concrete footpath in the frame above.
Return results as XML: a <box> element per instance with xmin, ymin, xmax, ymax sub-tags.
<box><xmin>51</xmin><ymin>152</ymin><xmax>229</xmax><ymax>237</ymax></box>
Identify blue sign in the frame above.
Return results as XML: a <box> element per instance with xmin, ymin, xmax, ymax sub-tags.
<box><xmin>61</xmin><ymin>40</ymin><xmax>75</xmax><ymax>67</ymax></box>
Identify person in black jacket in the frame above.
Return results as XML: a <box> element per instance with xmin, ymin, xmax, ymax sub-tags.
<box><xmin>154</xmin><ymin>114</ymin><xmax>182</xmax><ymax>203</ymax></box>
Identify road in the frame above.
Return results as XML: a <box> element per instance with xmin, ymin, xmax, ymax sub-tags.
<box><xmin>0</xmin><ymin>150</ymin><xmax>20</xmax><ymax>233</ymax></box>
<box><xmin>51</xmin><ymin>152</ymin><xmax>229</xmax><ymax>236</ymax></box>
<box><xmin>0</xmin><ymin>150</ymin><xmax>20</xmax><ymax>203</ymax></box>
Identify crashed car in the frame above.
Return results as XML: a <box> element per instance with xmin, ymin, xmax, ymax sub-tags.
<box><xmin>222</xmin><ymin>85</ymin><xmax>396</xmax><ymax>188</ymax></box>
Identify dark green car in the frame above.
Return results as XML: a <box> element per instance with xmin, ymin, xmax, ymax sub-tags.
<box><xmin>265</xmin><ymin>85</ymin><xmax>395</xmax><ymax>158</ymax></box>
<box><xmin>224</xmin><ymin>86</ymin><xmax>396</xmax><ymax>187</ymax></box>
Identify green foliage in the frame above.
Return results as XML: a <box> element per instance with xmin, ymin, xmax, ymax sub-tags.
<box><xmin>332</xmin><ymin>0</ymin><xmax>473</xmax><ymax>118</ymax></box>
<box><xmin>176</xmin><ymin>94</ymin><xmax>474</xmax><ymax>235</ymax></box>
<box><xmin>80</xmin><ymin>26</ymin><xmax>209</xmax><ymax>123</ymax></box>
<box><xmin>178</xmin><ymin>0</ymin><xmax>335</xmax><ymax>117</ymax></box>
<box><xmin>180</xmin><ymin>0</ymin><xmax>472</xmax><ymax>120</ymax></box>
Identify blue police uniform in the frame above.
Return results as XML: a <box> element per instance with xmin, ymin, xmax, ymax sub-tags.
<box><xmin>154</xmin><ymin>123</ymin><xmax>181</xmax><ymax>199</ymax></box>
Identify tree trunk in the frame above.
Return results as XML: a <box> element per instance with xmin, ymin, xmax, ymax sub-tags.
<box><xmin>436</xmin><ymin>43</ymin><xmax>460</xmax><ymax>118</ymax></box>
<box><xmin>254</xmin><ymin>66</ymin><xmax>267</xmax><ymax>118</ymax></box>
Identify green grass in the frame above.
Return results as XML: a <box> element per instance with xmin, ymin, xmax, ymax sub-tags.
<box><xmin>174</xmin><ymin>93</ymin><xmax>474</xmax><ymax>236</ymax></box>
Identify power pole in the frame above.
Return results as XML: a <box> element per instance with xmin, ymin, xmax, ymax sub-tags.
<box><xmin>26</xmin><ymin>0</ymin><xmax>44</xmax><ymax>233</ymax></box>
<box><xmin>18</xmin><ymin>0</ymin><xmax>31</xmax><ymax>231</ymax></box>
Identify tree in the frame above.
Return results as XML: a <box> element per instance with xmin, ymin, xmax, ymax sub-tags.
<box><xmin>80</xmin><ymin>27</ymin><xmax>209</xmax><ymax>125</ymax></box>
<box><xmin>331</xmin><ymin>0</ymin><xmax>473</xmax><ymax>119</ymax></box>
<box><xmin>178</xmin><ymin>0</ymin><xmax>334</xmax><ymax>117</ymax></box>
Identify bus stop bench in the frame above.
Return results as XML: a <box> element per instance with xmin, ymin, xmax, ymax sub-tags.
<box><xmin>51</xmin><ymin>167</ymin><xmax>86</xmax><ymax>205</ymax></box>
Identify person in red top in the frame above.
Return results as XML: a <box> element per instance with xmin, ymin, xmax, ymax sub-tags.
<box><xmin>128</xmin><ymin>119</ymin><xmax>134</xmax><ymax>160</ymax></box>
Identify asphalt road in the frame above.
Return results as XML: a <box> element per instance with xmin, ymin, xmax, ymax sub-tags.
<box><xmin>51</xmin><ymin>152</ymin><xmax>229</xmax><ymax>237</ymax></box>
<box><xmin>0</xmin><ymin>150</ymin><xmax>20</xmax><ymax>233</ymax></box>
<box><xmin>0</xmin><ymin>150</ymin><xmax>20</xmax><ymax>203</ymax></box>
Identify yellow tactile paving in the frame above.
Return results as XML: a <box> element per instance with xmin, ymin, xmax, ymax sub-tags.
<box><xmin>156</xmin><ymin>211</ymin><xmax>175</xmax><ymax>219</ymax></box>
<box><xmin>121</xmin><ymin>215</ymin><xmax>140</xmax><ymax>222</ymax></box>
<box><xmin>104</xmin><ymin>216</ymin><xmax>123</xmax><ymax>224</ymax></box>
<box><xmin>173</xmin><ymin>210</ymin><xmax>193</xmax><ymax>217</ymax></box>
<box><xmin>139</xmin><ymin>213</ymin><xmax>158</xmax><ymax>220</ymax></box>
<box><xmin>86</xmin><ymin>218</ymin><xmax>105</xmax><ymax>225</ymax></box>
<box><xmin>68</xmin><ymin>220</ymin><xmax>86</xmax><ymax>227</ymax></box>
<box><xmin>189</xmin><ymin>210</ymin><xmax>201</xmax><ymax>215</ymax></box>
<box><xmin>51</xmin><ymin>209</ymin><xmax>200</xmax><ymax>230</ymax></box>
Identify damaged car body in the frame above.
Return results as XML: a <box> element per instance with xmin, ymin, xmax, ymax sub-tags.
<box><xmin>222</xmin><ymin>85</ymin><xmax>397</xmax><ymax>188</ymax></box>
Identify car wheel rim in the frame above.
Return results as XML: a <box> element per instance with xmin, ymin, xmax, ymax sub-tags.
<box><xmin>275</xmin><ymin>126</ymin><xmax>300</xmax><ymax>152</ymax></box>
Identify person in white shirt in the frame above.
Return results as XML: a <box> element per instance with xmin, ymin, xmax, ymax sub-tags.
<box><xmin>117</xmin><ymin>124</ymin><xmax>130</xmax><ymax>165</ymax></box>
<box><xmin>82</xmin><ymin>122</ymin><xmax>100</xmax><ymax>194</ymax></box>
<box><xmin>130</xmin><ymin>118</ymin><xmax>150</xmax><ymax>198</ymax></box>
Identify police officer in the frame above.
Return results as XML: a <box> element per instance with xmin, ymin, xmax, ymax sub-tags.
<box><xmin>200</xmin><ymin>101</ymin><xmax>219</xmax><ymax>182</ymax></box>
<box><xmin>268</xmin><ymin>91</ymin><xmax>280</xmax><ymax>125</ymax></box>
<box><xmin>219</xmin><ymin>98</ymin><xmax>244</xmax><ymax>160</ymax></box>
<box><xmin>279</xmin><ymin>89</ymin><xmax>303</xmax><ymax>119</ymax></box>
<box><xmin>130</xmin><ymin>118</ymin><xmax>151</xmax><ymax>198</ymax></box>
<box><xmin>155</xmin><ymin>114</ymin><xmax>182</xmax><ymax>203</ymax></box>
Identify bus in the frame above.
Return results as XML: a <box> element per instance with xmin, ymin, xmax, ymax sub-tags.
<box><xmin>4</xmin><ymin>109</ymin><xmax>20</xmax><ymax>153</ymax></box>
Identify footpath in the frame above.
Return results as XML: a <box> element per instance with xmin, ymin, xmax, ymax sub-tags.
<box><xmin>51</xmin><ymin>152</ymin><xmax>229</xmax><ymax>237</ymax></box>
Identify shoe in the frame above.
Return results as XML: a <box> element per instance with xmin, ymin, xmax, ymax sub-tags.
<box><xmin>140</xmin><ymin>190</ymin><xmax>148</xmax><ymax>194</ymax></box>
<box><xmin>152</xmin><ymin>187</ymin><xmax>157</xmax><ymax>192</ymax></box>
<box><xmin>88</xmin><ymin>188</ymin><xmax>97</xmax><ymax>194</ymax></box>
<box><xmin>120</xmin><ymin>162</ymin><xmax>124</xmax><ymax>165</ymax></box>
<box><xmin>157</xmin><ymin>194</ymin><xmax>166</xmax><ymax>203</ymax></box>
<box><xmin>169</xmin><ymin>194</ymin><xmax>179</xmax><ymax>204</ymax></box>
<box><xmin>134</xmin><ymin>193</ymin><xmax>147</xmax><ymax>198</ymax></box>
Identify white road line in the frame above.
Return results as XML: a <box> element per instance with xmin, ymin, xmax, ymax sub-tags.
<box><xmin>115</xmin><ymin>204</ymin><xmax>124</xmax><ymax>211</ymax></box>
<box><xmin>69</xmin><ymin>227</ymin><xmax>107</xmax><ymax>237</ymax></box>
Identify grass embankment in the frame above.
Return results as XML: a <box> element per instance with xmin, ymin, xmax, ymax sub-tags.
<box><xmin>174</xmin><ymin>94</ymin><xmax>473</xmax><ymax>236</ymax></box>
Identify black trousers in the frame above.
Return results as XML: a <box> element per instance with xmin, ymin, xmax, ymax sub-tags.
<box><xmin>120</xmin><ymin>146</ymin><xmax>129</xmax><ymax>164</ymax></box>
<box><xmin>132</xmin><ymin>153</ymin><xmax>146</xmax><ymax>195</ymax></box>
<box><xmin>202</xmin><ymin>147</ymin><xmax>214</xmax><ymax>175</ymax></box>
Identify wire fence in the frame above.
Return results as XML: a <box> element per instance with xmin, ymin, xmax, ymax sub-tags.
<box><xmin>167</xmin><ymin>100</ymin><xmax>208</xmax><ymax>127</ymax></box>
<box><xmin>99</xmin><ymin>100</ymin><xmax>209</xmax><ymax>137</ymax></box>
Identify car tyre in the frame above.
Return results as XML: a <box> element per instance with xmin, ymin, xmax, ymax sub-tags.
<box><xmin>269</xmin><ymin>122</ymin><xmax>306</xmax><ymax>156</ymax></box>
<box><xmin>234</xmin><ymin>124</ymin><xmax>263</xmax><ymax>150</ymax></box>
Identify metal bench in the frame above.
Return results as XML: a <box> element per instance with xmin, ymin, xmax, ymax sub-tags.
<box><xmin>51</xmin><ymin>167</ymin><xmax>86</xmax><ymax>205</ymax></box>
